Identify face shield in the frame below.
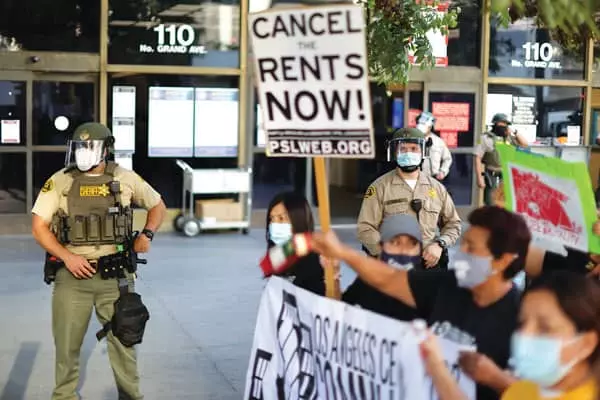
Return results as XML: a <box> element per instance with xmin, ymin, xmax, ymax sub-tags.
<box><xmin>387</xmin><ymin>137</ymin><xmax>426</xmax><ymax>165</ymax></box>
<box><xmin>416</xmin><ymin>114</ymin><xmax>435</xmax><ymax>134</ymax></box>
<box><xmin>65</xmin><ymin>140</ymin><xmax>105</xmax><ymax>172</ymax></box>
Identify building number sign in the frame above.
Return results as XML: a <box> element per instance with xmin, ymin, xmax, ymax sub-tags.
<box><xmin>511</xmin><ymin>41</ymin><xmax>562</xmax><ymax>69</ymax></box>
<box><xmin>138</xmin><ymin>24</ymin><xmax>207</xmax><ymax>55</ymax></box>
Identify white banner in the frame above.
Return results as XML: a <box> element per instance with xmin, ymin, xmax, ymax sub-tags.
<box><xmin>249</xmin><ymin>5</ymin><xmax>374</xmax><ymax>158</ymax></box>
<box><xmin>244</xmin><ymin>277</ymin><xmax>476</xmax><ymax>400</ymax></box>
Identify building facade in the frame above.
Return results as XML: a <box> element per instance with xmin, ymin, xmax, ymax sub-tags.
<box><xmin>0</xmin><ymin>0</ymin><xmax>598</xmax><ymax>232</ymax></box>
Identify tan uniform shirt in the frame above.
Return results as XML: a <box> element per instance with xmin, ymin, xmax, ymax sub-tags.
<box><xmin>32</xmin><ymin>165</ymin><xmax>162</xmax><ymax>260</ymax></box>
<box><xmin>422</xmin><ymin>134</ymin><xmax>453</xmax><ymax>178</ymax></box>
<box><xmin>475</xmin><ymin>133</ymin><xmax>517</xmax><ymax>172</ymax></box>
<box><xmin>357</xmin><ymin>169</ymin><xmax>462</xmax><ymax>256</ymax></box>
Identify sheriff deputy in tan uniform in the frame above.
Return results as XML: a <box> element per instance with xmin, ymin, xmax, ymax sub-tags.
<box><xmin>357</xmin><ymin>127</ymin><xmax>462</xmax><ymax>268</ymax></box>
<box><xmin>31</xmin><ymin>122</ymin><xmax>166</xmax><ymax>400</ymax></box>
<box><xmin>475</xmin><ymin>113</ymin><xmax>528</xmax><ymax>206</ymax></box>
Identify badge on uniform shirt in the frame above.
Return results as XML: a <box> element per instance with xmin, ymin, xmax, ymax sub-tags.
<box><xmin>428</xmin><ymin>188</ymin><xmax>436</xmax><ymax>198</ymax></box>
<box><xmin>41</xmin><ymin>179</ymin><xmax>54</xmax><ymax>193</ymax></box>
<box><xmin>80</xmin><ymin>184</ymin><xmax>110</xmax><ymax>197</ymax></box>
<box><xmin>364</xmin><ymin>185</ymin><xmax>375</xmax><ymax>199</ymax></box>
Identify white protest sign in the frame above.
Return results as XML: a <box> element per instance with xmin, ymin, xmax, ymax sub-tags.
<box><xmin>244</xmin><ymin>277</ymin><xmax>476</xmax><ymax>400</ymax></box>
<box><xmin>249</xmin><ymin>5</ymin><xmax>374</xmax><ymax>158</ymax></box>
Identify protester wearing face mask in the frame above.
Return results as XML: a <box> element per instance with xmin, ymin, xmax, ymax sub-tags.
<box><xmin>357</xmin><ymin>127</ymin><xmax>461</xmax><ymax>270</ymax></box>
<box><xmin>476</xmin><ymin>113</ymin><xmax>528</xmax><ymax>206</ymax></box>
<box><xmin>420</xmin><ymin>270</ymin><xmax>600</xmax><ymax>400</ymax></box>
<box><xmin>266</xmin><ymin>191</ymin><xmax>326</xmax><ymax>295</ymax></box>
<box><xmin>313</xmin><ymin>206</ymin><xmax>532</xmax><ymax>400</ymax></box>
<box><xmin>343</xmin><ymin>214</ymin><xmax>423</xmax><ymax>321</ymax></box>
<box><xmin>506</xmin><ymin>271</ymin><xmax>600</xmax><ymax>399</ymax></box>
<box><xmin>415</xmin><ymin>112</ymin><xmax>453</xmax><ymax>183</ymax></box>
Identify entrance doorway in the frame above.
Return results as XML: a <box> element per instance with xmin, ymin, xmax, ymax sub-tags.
<box><xmin>327</xmin><ymin>81</ymin><xmax>480</xmax><ymax>225</ymax></box>
<box><xmin>0</xmin><ymin>71</ymin><xmax>97</xmax><ymax>215</ymax></box>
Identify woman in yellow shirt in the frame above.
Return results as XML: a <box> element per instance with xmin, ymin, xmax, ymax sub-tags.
<box><xmin>421</xmin><ymin>271</ymin><xmax>600</xmax><ymax>400</ymax></box>
<box><xmin>502</xmin><ymin>271</ymin><xmax>599</xmax><ymax>399</ymax></box>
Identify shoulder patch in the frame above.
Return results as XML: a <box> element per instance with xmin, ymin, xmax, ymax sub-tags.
<box><xmin>364</xmin><ymin>185</ymin><xmax>376</xmax><ymax>199</ymax></box>
<box><xmin>41</xmin><ymin>178</ymin><xmax>54</xmax><ymax>193</ymax></box>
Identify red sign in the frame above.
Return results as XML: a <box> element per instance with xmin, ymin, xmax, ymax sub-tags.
<box><xmin>511</xmin><ymin>167</ymin><xmax>581</xmax><ymax>234</ymax></box>
<box><xmin>431</xmin><ymin>102</ymin><xmax>469</xmax><ymax>131</ymax></box>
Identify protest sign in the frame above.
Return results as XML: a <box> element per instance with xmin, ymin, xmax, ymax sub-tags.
<box><xmin>249</xmin><ymin>5</ymin><xmax>374</xmax><ymax>158</ymax></box>
<box><xmin>497</xmin><ymin>143</ymin><xmax>600</xmax><ymax>253</ymax></box>
<box><xmin>244</xmin><ymin>277</ymin><xmax>476</xmax><ymax>400</ymax></box>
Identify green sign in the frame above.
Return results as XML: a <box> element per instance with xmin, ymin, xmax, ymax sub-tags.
<box><xmin>497</xmin><ymin>143</ymin><xmax>600</xmax><ymax>253</ymax></box>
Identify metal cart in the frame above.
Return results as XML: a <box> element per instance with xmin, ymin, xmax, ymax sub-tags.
<box><xmin>173</xmin><ymin>160</ymin><xmax>252</xmax><ymax>237</ymax></box>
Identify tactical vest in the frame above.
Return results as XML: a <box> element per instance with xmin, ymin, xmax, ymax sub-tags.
<box><xmin>480</xmin><ymin>132</ymin><xmax>508</xmax><ymax>169</ymax></box>
<box><xmin>54</xmin><ymin>162</ymin><xmax>133</xmax><ymax>246</ymax></box>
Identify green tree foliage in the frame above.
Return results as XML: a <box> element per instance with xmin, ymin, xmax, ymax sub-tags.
<box><xmin>362</xmin><ymin>0</ymin><xmax>458</xmax><ymax>84</ymax></box>
<box><xmin>365</xmin><ymin>0</ymin><xmax>599</xmax><ymax>85</ymax></box>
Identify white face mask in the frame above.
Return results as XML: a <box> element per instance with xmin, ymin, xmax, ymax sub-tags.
<box><xmin>75</xmin><ymin>148</ymin><xmax>101</xmax><ymax>172</ymax></box>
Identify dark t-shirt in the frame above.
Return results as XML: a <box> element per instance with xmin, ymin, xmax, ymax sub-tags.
<box><xmin>288</xmin><ymin>252</ymin><xmax>326</xmax><ymax>296</ymax></box>
<box><xmin>342</xmin><ymin>278</ymin><xmax>420</xmax><ymax>322</ymax></box>
<box><xmin>408</xmin><ymin>270</ymin><xmax>520</xmax><ymax>400</ymax></box>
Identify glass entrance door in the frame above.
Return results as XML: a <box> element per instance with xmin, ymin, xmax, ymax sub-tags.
<box><xmin>0</xmin><ymin>71</ymin><xmax>97</xmax><ymax>215</ymax></box>
<box><xmin>423</xmin><ymin>82</ymin><xmax>480</xmax><ymax>216</ymax></box>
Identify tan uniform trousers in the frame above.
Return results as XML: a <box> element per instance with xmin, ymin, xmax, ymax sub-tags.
<box><xmin>52</xmin><ymin>267</ymin><xmax>142</xmax><ymax>400</ymax></box>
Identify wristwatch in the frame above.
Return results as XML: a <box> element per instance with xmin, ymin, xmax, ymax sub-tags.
<box><xmin>435</xmin><ymin>238</ymin><xmax>447</xmax><ymax>249</ymax></box>
<box><xmin>141</xmin><ymin>229</ymin><xmax>154</xmax><ymax>241</ymax></box>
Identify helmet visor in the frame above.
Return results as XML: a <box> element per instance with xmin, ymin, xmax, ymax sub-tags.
<box><xmin>388</xmin><ymin>137</ymin><xmax>426</xmax><ymax>162</ymax></box>
<box><xmin>65</xmin><ymin>140</ymin><xmax>105</xmax><ymax>172</ymax></box>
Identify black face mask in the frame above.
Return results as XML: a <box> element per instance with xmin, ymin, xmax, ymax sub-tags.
<box><xmin>380</xmin><ymin>252</ymin><xmax>422</xmax><ymax>270</ymax></box>
<box><xmin>492</xmin><ymin>125</ymin><xmax>508</xmax><ymax>136</ymax></box>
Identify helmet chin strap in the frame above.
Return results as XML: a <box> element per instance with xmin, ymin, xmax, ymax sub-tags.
<box><xmin>399</xmin><ymin>165</ymin><xmax>420</xmax><ymax>173</ymax></box>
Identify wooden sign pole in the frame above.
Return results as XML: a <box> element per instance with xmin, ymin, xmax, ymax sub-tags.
<box><xmin>313</xmin><ymin>157</ymin><xmax>341</xmax><ymax>299</ymax></box>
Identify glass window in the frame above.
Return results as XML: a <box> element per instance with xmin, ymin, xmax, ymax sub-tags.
<box><xmin>33</xmin><ymin>152</ymin><xmax>66</xmax><ymax>200</ymax></box>
<box><xmin>489</xmin><ymin>17</ymin><xmax>585</xmax><ymax>80</ymax></box>
<box><xmin>445</xmin><ymin>154</ymin><xmax>473</xmax><ymax>206</ymax></box>
<box><xmin>0</xmin><ymin>1</ymin><xmax>99</xmax><ymax>52</ymax></box>
<box><xmin>107</xmin><ymin>74</ymin><xmax>238</xmax><ymax>207</ymax></box>
<box><xmin>108</xmin><ymin>0</ymin><xmax>240</xmax><ymax>67</ymax></box>
<box><xmin>427</xmin><ymin>92</ymin><xmax>476</xmax><ymax>148</ymax></box>
<box><xmin>109</xmin><ymin>74</ymin><xmax>239</xmax><ymax>158</ymax></box>
<box><xmin>0</xmin><ymin>81</ymin><xmax>26</xmax><ymax>146</ymax></box>
<box><xmin>252</xmin><ymin>153</ymin><xmax>306</xmax><ymax>209</ymax></box>
<box><xmin>407</xmin><ymin>91</ymin><xmax>424</xmax><ymax>128</ymax></box>
<box><xmin>487</xmin><ymin>85</ymin><xmax>584</xmax><ymax>145</ymax></box>
<box><xmin>33</xmin><ymin>81</ymin><xmax>96</xmax><ymax>146</ymax></box>
<box><xmin>0</xmin><ymin>152</ymin><xmax>26</xmax><ymax>213</ymax></box>
<box><xmin>447</xmin><ymin>0</ymin><xmax>481</xmax><ymax>67</ymax></box>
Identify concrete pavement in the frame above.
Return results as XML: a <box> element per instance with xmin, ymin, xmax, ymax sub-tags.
<box><xmin>0</xmin><ymin>229</ymin><xmax>364</xmax><ymax>400</ymax></box>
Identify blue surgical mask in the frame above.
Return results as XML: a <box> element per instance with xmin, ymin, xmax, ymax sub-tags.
<box><xmin>509</xmin><ymin>332</ymin><xmax>580</xmax><ymax>388</ymax></box>
<box><xmin>396</xmin><ymin>152</ymin><xmax>422</xmax><ymax>168</ymax></box>
<box><xmin>381</xmin><ymin>252</ymin><xmax>421</xmax><ymax>270</ymax></box>
<box><xmin>449</xmin><ymin>250</ymin><xmax>495</xmax><ymax>289</ymax></box>
<box><xmin>269</xmin><ymin>222</ymin><xmax>293</xmax><ymax>246</ymax></box>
